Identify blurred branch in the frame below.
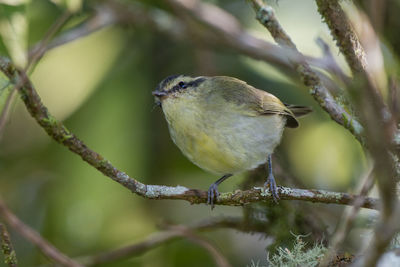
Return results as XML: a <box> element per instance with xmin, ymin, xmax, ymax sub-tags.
<box><xmin>247</xmin><ymin>0</ymin><xmax>364</xmax><ymax>144</ymax></box>
<box><xmin>0</xmin><ymin>197</ymin><xmax>83</xmax><ymax>267</ymax></box>
<box><xmin>312</xmin><ymin>37</ymin><xmax>351</xmax><ymax>85</ymax></box>
<box><xmin>1</xmin><ymin>11</ymin><xmax>71</xmax><ymax>139</ymax></box>
<box><xmin>321</xmin><ymin>168</ymin><xmax>375</xmax><ymax>266</ymax></box>
<box><xmin>80</xmin><ymin>231</ymin><xmax>181</xmax><ymax>266</ymax></box>
<box><xmin>29</xmin><ymin>6</ymin><xmax>116</xmax><ymax>61</ymax></box>
<box><xmin>27</xmin><ymin>11</ymin><xmax>72</xmax><ymax>68</ymax></box>
<box><xmin>164</xmin><ymin>225</ymin><xmax>231</xmax><ymax>267</ymax></box>
<box><xmin>0</xmin><ymin>87</ymin><xmax>17</xmax><ymax>139</ymax></box>
<box><xmin>0</xmin><ymin>223</ymin><xmax>17</xmax><ymax>267</ymax></box>
<box><xmin>0</xmin><ymin>56</ymin><xmax>382</xmax><ymax>210</ymax></box>
<box><xmin>80</xmin><ymin>218</ymin><xmax>239</xmax><ymax>267</ymax></box>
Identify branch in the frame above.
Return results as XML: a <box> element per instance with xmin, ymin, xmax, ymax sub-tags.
<box><xmin>28</xmin><ymin>5</ymin><xmax>116</xmax><ymax>61</ymax></box>
<box><xmin>248</xmin><ymin>0</ymin><xmax>364</xmax><ymax>144</ymax></box>
<box><xmin>0</xmin><ymin>86</ymin><xmax>17</xmax><ymax>139</ymax></box>
<box><xmin>0</xmin><ymin>198</ymin><xmax>83</xmax><ymax>267</ymax></box>
<box><xmin>79</xmin><ymin>218</ymin><xmax>238</xmax><ymax>266</ymax></box>
<box><xmin>165</xmin><ymin>225</ymin><xmax>231</xmax><ymax>267</ymax></box>
<box><xmin>0</xmin><ymin>223</ymin><xmax>17</xmax><ymax>267</ymax></box>
<box><xmin>315</xmin><ymin>0</ymin><xmax>367</xmax><ymax>74</ymax></box>
<box><xmin>27</xmin><ymin>11</ymin><xmax>72</xmax><ymax>68</ymax></box>
<box><xmin>0</xmin><ymin>57</ymin><xmax>381</xmax><ymax>210</ymax></box>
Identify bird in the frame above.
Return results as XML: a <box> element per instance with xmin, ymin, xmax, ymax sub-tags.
<box><xmin>152</xmin><ymin>75</ymin><xmax>311</xmax><ymax>208</ymax></box>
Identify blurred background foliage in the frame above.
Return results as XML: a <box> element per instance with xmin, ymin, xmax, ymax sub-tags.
<box><xmin>0</xmin><ymin>0</ymin><xmax>379</xmax><ymax>266</ymax></box>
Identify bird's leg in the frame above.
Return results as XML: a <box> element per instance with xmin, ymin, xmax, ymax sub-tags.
<box><xmin>207</xmin><ymin>174</ymin><xmax>232</xmax><ymax>209</ymax></box>
<box><xmin>264</xmin><ymin>155</ymin><xmax>280</xmax><ymax>203</ymax></box>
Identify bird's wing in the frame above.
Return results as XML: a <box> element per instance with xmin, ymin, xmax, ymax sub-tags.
<box><xmin>210</xmin><ymin>76</ymin><xmax>299</xmax><ymax>127</ymax></box>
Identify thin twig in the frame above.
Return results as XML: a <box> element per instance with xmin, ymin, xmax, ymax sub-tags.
<box><xmin>29</xmin><ymin>5</ymin><xmax>116</xmax><ymax>61</ymax></box>
<box><xmin>1</xmin><ymin>11</ymin><xmax>72</xmax><ymax>140</ymax></box>
<box><xmin>166</xmin><ymin>225</ymin><xmax>231</xmax><ymax>267</ymax></box>
<box><xmin>314</xmin><ymin>37</ymin><xmax>351</xmax><ymax>85</ymax></box>
<box><xmin>0</xmin><ymin>223</ymin><xmax>17</xmax><ymax>267</ymax></box>
<box><xmin>27</xmin><ymin>11</ymin><xmax>72</xmax><ymax>68</ymax></box>
<box><xmin>84</xmin><ymin>226</ymin><xmax>231</xmax><ymax>267</ymax></box>
<box><xmin>0</xmin><ymin>198</ymin><xmax>83</xmax><ymax>267</ymax></box>
<box><xmin>79</xmin><ymin>217</ymin><xmax>244</xmax><ymax>266</ymax></box>
<box><xmin>0</xmin><ymin>56</ymin><xmax>381</xmax><ymax>210</ymax></box>
<box><xmin>0</xmin><ymin>87</ymin><xmax>17</xmax><ymax>139</ymax></box>
<box><xmin>80</xmin><ymin>230</ymin><xmax>182</xmax><ymax>266</ymax></box>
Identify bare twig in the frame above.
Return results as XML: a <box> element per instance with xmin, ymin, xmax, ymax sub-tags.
<box><xmin>313</xmin><ymin>37</ymin><xmax>351</xmax><ymax>85</ymax></box>
<box><xmin>27</xmin><ymin>11</ymin><xmax>72</xmax><ymax>68</ymax></box>
<box><xmin>29</xmin><ymin>5</ymin><xmax>116</xmax><ymax>61</ymax></box>
<box><xmin>0</xmin><ymin>223</ymin><xmax>17</xmax><ymax>267</ymax></box>
<box><xmin>0</xmin><ymin>87</ymin><xmax>17</xmax><ymax>138</ymax></box>
<box><xmin>80</xmin><ymin>217</ymin><xmax>250</xmax><ymax>266</ymax></box>
<box><xmin>80</xmin><ymin>231</ymin><xmax>181</xmax><ymax>266</ymax></box>
<box><xmin>1</xmin><ymin>11</ymin><xmax>72</xmax><ymax>140</ymax></box>
<box><xmin>80</xmin><ymin>220</ymin><xmax>233</xmax><ymax>267</ymax></box>
<box><xmin>166</xmin><ymin>225</ymin><xmax>231</xmax><ymax>267</ymax></box>
<box><xmin>0</xmin><ymin>198</ymin><xmax>83</xmax><ymax>267</ymax></box>
<box><xmin>0</xmin><ymin>57</ymin><xmax>382</xmax><ymax>210</ymax></box>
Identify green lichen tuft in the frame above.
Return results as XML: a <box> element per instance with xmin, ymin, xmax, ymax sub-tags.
<box><xmin>267</xmin><ymin>235</ymin><xmax>327</xmax><ymax>267</ymax></box>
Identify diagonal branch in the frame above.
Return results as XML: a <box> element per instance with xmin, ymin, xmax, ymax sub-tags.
<box><xmin>0</xmin><ymin>57</ymin><xmax>381</xmax><ymax>210</ymax></box>
<box><xmin>0</xmin><ymin>197</ymin><xmax>82</xmax><ymax>267</ymax></box>
<box><xmin>79</xmin><ymin>218</ymin><xmax>240</xmax><ymax>266</ymax></box>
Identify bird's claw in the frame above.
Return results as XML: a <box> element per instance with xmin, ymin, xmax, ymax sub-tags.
<box><xmin>207</xmin><ymin>183</ymin><xmax>220</xmax><ymax>209</ymax></box>
<box><xmin>264</xmin><ymin>174</ymin><xmax>280</xmax><ymax>203</ymax></box>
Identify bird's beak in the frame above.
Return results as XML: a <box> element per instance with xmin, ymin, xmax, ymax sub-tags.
<box><xmin>152</xmin><ymin>90</ymin><xmax>168</xmax><ymax>108</ymax></box>
<box><xmin>152</xmin><ymin>90</ymin><xmax>168</xmax><ymax>97</ymax></box>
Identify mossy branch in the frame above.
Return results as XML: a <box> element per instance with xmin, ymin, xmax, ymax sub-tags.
<box><xmin>0</xmin><ymin>223</ymin><xmax>17</xmax><ymax>267</ymax></box>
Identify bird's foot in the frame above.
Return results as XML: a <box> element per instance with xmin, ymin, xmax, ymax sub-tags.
<box><xmin>207</xmin><ymin>183</ymin><xmax>220</xmax><ymax>210</ymax></box>
<box><xmin>264</xmin><ymin>174</ymin><xmax>280</xmax><ymax>203</ymax></box>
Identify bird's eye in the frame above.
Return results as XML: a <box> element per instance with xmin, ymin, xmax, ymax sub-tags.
<box><xmin>178</xmin><ymin>81</ymin><xmax>187</xmax><ymax>88</ymax></box>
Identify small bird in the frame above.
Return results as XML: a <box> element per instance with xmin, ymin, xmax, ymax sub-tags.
<box><xmin>152</xmin><ymin>75</ymin><xmax>311</xmax><ymax>208</ymax></box>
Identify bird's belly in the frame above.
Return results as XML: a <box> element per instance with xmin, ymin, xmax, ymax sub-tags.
<box><xmin>168</xmin><ymin>113</ymin><xmax>286</xmax><ymax>175</ymax></box>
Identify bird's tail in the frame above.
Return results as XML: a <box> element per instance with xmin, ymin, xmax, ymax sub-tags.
<box><xmin>284</xmin><ymin>104</ymin><xmax>313</xmax><ymax>117</ymax></box>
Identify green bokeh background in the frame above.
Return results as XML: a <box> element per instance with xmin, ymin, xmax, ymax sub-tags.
<box><xmin>0</xmin><ymin>0</ymin><xmax>370</xmax><ymax>266</ymax></box>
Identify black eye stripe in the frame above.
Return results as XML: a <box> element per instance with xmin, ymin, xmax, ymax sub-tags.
<box><xmin>160</xmin><ymin>77</ymin><xmax>207</xmax><ymax>95</ymax></box>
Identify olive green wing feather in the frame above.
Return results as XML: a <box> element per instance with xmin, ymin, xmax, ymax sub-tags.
<box><xmin>209</xmin><ymin>76</ymin><xmax>301</xmax><ymax>128</ymax></box>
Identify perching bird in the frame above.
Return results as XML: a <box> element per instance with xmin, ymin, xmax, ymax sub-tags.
<box><xmin>153</xmin><ymin>75</ymin><xmax>311</xmax><ymax>208</ymax></box>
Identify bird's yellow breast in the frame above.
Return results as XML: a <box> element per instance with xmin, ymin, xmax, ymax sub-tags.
<box><xmin>161</xmin><ymin>95</ymin><xmax>286</xmax><ymax>175</ymax></box>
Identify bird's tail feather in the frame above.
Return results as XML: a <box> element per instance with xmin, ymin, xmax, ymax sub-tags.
<box><xmin>284</xmin><ymin>104</ymin><xmax>312</xmax><ymax>117</ymax></box>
